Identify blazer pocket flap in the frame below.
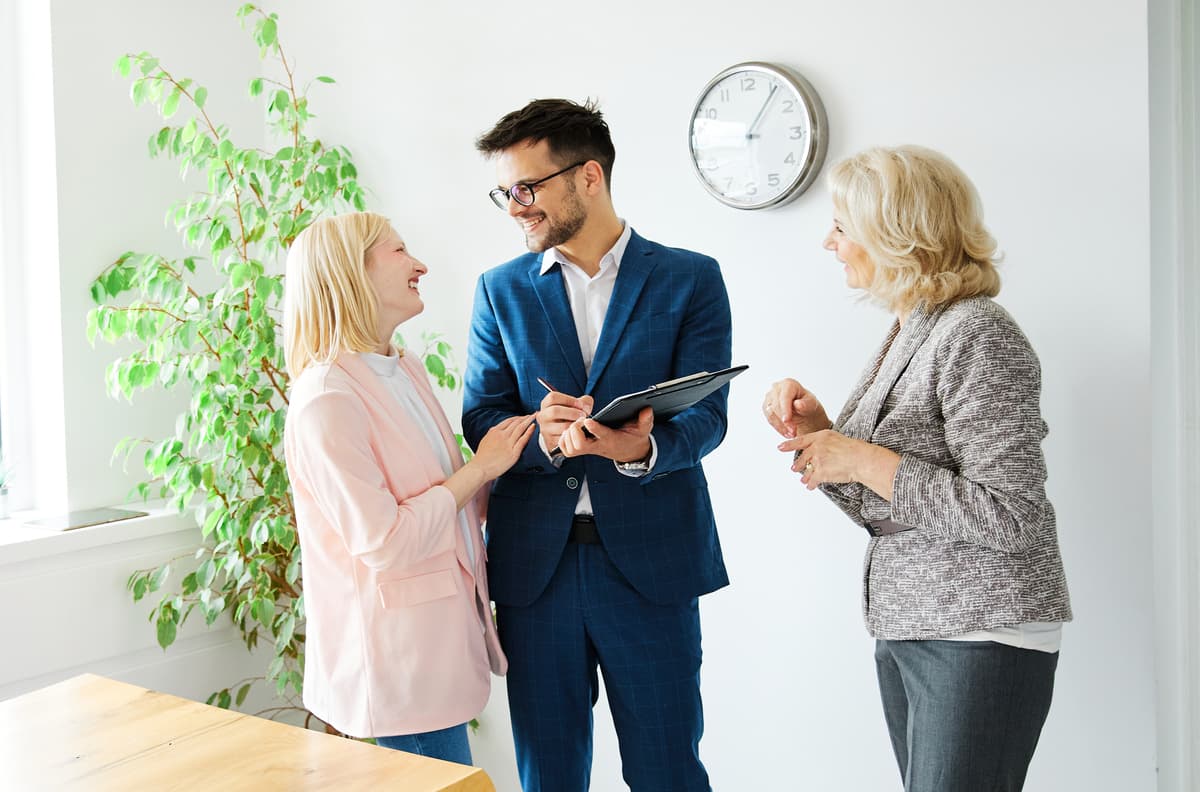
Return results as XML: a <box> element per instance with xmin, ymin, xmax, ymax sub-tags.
<box><xmin>378</xmin><ymin>569</ymin><xmax>457</xmax><ymax>609</ymax></box>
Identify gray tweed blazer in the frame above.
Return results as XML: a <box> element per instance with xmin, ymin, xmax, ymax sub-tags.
<box><xmin>822</xmin><ymin>296</ymin><xmax>1072</xmax><ymax>640</ymax></box>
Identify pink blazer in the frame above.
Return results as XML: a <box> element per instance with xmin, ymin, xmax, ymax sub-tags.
<box><xmin>284</xmin><ymin>350</ymin><xmax>506</xmax><ymax>738</ymax></box>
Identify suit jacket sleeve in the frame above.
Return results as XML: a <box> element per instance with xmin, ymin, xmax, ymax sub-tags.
<box><xmin>643</xmin><ymin>257</ymin><xmax>733</xmax><ymax>477</ymax></box>
<box><xmin>290</xmin><ymin>389</ymin><xmax>458</xmax><ymax>570</ymax></box>
<box><xmin>462</xmin><ymin>273</ymin><xmax>555</xmax><ymax>472</ymax></box>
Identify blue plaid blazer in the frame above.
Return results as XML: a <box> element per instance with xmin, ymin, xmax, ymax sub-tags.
<box><xmin>463</xmin><ymin>229</ymin><xmax>732</xmax><ymax>607</ymax></box>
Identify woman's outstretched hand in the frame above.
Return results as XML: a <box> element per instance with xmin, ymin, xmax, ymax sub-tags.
<box><xmin>762</xmin><ymin>378</ymin><xmax>832</xmax><ymax>438</ymax></box>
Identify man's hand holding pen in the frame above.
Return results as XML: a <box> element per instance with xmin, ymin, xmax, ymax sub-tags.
<box><xmin>536</xmin><ymin>377</ymin><xmax>652</xmax><ymax>463</ymax></box>
<box><xmin>536</xmin><ymin>378</ymin><xmax>595</xmax><ymax>459</ymax></box>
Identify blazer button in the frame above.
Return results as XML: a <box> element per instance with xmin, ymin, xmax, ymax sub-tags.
<box><xmin>566</xmin><ymin>477</ymin><xmax>580</xmax><ymax>490</ymax></box>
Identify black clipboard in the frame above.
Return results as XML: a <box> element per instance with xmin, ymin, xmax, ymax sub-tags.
<box><xmin>589</xmin><ymin>364</ymin><xmax>749</xmax><ymax>427</ymax></box>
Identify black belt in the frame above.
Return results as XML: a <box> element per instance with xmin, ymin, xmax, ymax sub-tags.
<box><xmin>568</xmin><ymin>514</ymin><xmax>601</xmax><ymax>544</ymax></box>
<box><xmin>866</xmin><ymin>519</ymin><xmax>916</xmax><ymax>538</ymax></box>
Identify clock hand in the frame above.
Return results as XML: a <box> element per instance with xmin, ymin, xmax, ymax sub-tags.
<box><xmin>746</xmin><ymin>83</ymin><xmax>779</xmax><ymax>139</ymax></box>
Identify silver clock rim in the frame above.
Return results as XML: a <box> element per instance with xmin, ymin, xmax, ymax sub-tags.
<box><xmin>688</xmin><ymin>61</ymin><xmax>828</xmax><ymax>211</ymax></box>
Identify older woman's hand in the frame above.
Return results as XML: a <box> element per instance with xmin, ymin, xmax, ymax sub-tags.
<box><xmin>780</xmin><ymin>429</ymin><xmax>901</xmax><ymax>498</ymax></box>
<box><xmin>762</xmin><ymin>378</ymin><xmax>832</xmax><ymax>438</ymax></box>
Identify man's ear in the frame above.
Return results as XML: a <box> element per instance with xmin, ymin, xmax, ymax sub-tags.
<box><xmin>580</xmin><ymin>160</ymin><xmax>606</xmax><ymax>196</ymax></box>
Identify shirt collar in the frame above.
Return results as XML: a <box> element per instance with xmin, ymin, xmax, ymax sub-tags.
<box><xmin>359</xmin><ymin>348</ymin><xmax>403</xmax><ymax>378</ymax></box>
<box><xmin>540</xmin><ymin>221</ymin><xmax>631</xmax><ymax>276</ymax></box>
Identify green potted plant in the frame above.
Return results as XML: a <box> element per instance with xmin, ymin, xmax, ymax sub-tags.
<box><xmin>88</xmin><ymin>4</ymin><xmax>460</xmax><ymax>722</ymax></box>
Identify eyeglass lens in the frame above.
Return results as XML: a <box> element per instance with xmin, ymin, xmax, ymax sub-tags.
<box><xmin>488</xmin><ymin>162</ymin><xmax>585</xmax><ymax>210</ymax></box>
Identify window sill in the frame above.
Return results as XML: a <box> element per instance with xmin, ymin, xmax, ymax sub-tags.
<box><xmin>0</xmin><ymin>502</ymin><xmax>198</xmax><ymax>566</ymax></box>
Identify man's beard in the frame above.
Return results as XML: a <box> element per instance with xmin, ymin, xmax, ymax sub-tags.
<box><xmin>524</xmin><ymin>187</ymin><xmax>587</xmax><ymax>253</ymax></box>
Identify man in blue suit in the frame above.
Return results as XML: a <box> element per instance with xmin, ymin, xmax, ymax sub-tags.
<box><xmin>464</xmin><ymin>99</ymin><xmax>732</xmax><ymax>792</ymax></box>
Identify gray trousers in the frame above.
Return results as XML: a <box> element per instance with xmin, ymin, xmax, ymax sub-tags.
<box><xmin>874</xmin><ymin>638</ymin><xmax>1059</xmax><ymax>792</ymax></box>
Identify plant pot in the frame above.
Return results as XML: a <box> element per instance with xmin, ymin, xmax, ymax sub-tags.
<box><xmin>0</xmin><ymin>487</ymin><xmax>8</xmax><ymax>520</ymax></box>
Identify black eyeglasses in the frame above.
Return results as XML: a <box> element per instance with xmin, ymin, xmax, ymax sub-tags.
<box><xmin>489</xmin><ymin>161</ymin><xmax>587</xmax><ymax>210</ymax></box>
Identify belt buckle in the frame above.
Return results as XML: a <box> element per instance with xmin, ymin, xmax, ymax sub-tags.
<box><xmin>570</xmin><ymin>514</ymin><xmax>599</xmax><ymax>544</ymax></box>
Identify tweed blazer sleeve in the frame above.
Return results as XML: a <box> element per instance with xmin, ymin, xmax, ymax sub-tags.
<box><xmin>827</xmin><ymin>298</ymin><xmax>1052</xmax><ymax>553</ymax></box>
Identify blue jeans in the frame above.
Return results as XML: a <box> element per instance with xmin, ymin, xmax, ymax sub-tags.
<box><xmin>375</xmin><ymin>723</ymin><xmax>472</xmax><ymax>765</ymax></box>
<box><xmin>874</xmin><ymin>639</ymin><xmax>1058</xmax><ymax>792</ymax></box>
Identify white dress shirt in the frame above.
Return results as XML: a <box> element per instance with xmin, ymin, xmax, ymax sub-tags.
<box><xmin>536</xmin><ymin>222</ymin><xmax>657</xmax><ymax>515</ymax></box>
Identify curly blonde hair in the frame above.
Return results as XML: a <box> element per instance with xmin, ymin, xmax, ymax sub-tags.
<box><xmin>283</xmin><ymin>212</ymin><xmax>392</xmax><ymax>378</ymax></box>
<box><xmin>828</xmin><ymin>146</ymin><xmax>1001</xmax><ymax>313</ymax></box>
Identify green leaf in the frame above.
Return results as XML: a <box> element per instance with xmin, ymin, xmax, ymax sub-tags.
<box><xmin>259</xmin><ymin>17</ymin><xmax>277</xmax><ymax>48</ymax></box>
<box><xmin>162</xmin><ymin>88</ymin><xmax>182</xmax><ymax>119</ymax></box>
<box><xmin>248</xmin><ymin>77</ymin><xmax>263</xmax><ymax>98</ymax></box>
<box><xmin>193</xmin><ymin>86</ymin><xmax>207</xmax><ymax>109</ymax></box>
<box><xmin>156</xmin><ymin>610</ymin><xmax>177</xmax><ymax>650</ymax></box>
<box><xmin>202</xmin><ymin>506</ymin><xmax>227</xmax><ymax>538</ymax></box>
<box><xmin>315</xmin><ymin>75</ymin><xmax>335</xmax><ymax>83</ymax></box>
<box><xmin>115</xmin><ymin>55</ymin><xmax>131</xmax><ymax>77</ymax></box>
<box><xmin>235</xmin><ymin>683</ymin><xmax>251</xmax><ymax>707</ymax></box>
<box><xmin>149</xmin><ymin>563</ymin><xmax>171</xmax><ymax>593</ymax></box>
<box><xmin>285</xmin><ymin>552</ymin><xmax>301</xmax><ymax>585</ymax></box>
<box><xmin>276</xmin><ymin>613</ymin><xmax>295</xmax><ymax>648</ymax></box>
<box><xmin>197</xmin><ymin>558</ymin><xmax>216</xmax><ymax>588</ymax></box>
<box><xmin>257</xmin><ymin>596</ymin><xmax>275</xmax><ymax>627</ymax></box>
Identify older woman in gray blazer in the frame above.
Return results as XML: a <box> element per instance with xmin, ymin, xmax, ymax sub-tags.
<box><xmin>764</xmin><ymin>145</ymin><xmax>1071</xmax><ymax>792</ymax></box>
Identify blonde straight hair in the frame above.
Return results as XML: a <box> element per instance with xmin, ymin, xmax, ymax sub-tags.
<box><xmin>828</xmin><ymin>145</ymin><xmax>1001</xmax><ymax>314</ymax></box>
<box><xmin>283</xmin><ymin>212</ymin><xmax>391</xmax><ymax>378</ymax></box>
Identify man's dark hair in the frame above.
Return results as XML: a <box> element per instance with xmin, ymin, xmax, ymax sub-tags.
<box><xmin>476</xmin><ymin>98</ymin><xmax>616</xmax><ymax>191</ymax></box>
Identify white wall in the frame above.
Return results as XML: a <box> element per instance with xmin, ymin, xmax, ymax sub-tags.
<box><xmin>0</xmin><ymin>512</ymin><xmax>274</xmax><ymax>713</ymax></box>
<box><xmin>49</xmin><ymin>0</ymin><xmax>263</xmax><ymax>511</ymax></box>
<box><xmin>279</xmin><ymin>1</ymin><xmax>1156</xmax><ymax>790</ymax></box>
<box><xmin>3</xmin><ymin>0</ymin><xmax>1163</xmax><ymax>790</ymax></box>
<box><xmin>0</xmin><ymin>0</ymin><xmax>275</xmax><ymax>713</ymax></box>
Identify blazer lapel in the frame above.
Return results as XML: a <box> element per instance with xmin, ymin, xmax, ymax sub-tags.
<box><xmin>397</xmin><ymin>353</ymin><xmax>482</xmax><ymax>580</ymax></box>
<box><xmin>333</xmin><ymin>354</ymin><xmax>439</xmax><ymax>481</ymax></box>
<box><xmin>834</xmin><ymin>322</ymin><xmax>898</xmax><ymax>431</ymax></box>
<box><xmin>529</xmin><ymin>258</ymin><xmax>588</xmax><ymax>394</ymax></box>
<box><xmin>398</xmin><ymin>353</ymin><xmax>465</xmax><ymax>475</ymax></box>
<box><xmin>586</xmin><ymin>232</ymin><xmax>655</xmax><ymax>393</ymax></box>
<box><xmin>335</xmin><ymin>355</ymin><xmax>436</xmax><ymax>474</ymax></box>
<box><xmin>840</xmin><ymin>303</ymin><xmax>945</xmax><ymax>439</ymax></box>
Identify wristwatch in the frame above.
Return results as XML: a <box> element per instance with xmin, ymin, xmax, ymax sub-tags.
<box><xmin>615</xmin><ymin>450</ymin><xmax>652</xmax><ymax>473</ymax></box>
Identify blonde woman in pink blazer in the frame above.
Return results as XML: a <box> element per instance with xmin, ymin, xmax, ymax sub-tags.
<box><xmin>282</xmin><ymin>212</ymin><xmax>535</xmax><ymax>764</ymax></box>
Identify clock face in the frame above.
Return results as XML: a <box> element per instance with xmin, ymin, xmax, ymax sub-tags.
<box><xmin>689</xmin><ymin>62</ymin><xmax>827</xmax><ymax>210</ymax></box>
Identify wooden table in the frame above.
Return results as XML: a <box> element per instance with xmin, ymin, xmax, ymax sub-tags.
<box><xmin>0</xmin><ymin>673</ymin><xmax>496</xmax><ymax>791</ymax></box>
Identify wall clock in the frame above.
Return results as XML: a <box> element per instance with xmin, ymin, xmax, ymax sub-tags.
<box><xmin>688</xmin><ymin>61</ymin><xmax>828</xmax><ymax>210</ymax></box>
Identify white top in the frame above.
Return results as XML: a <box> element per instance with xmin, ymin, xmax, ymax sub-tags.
<box><xmin>945</xmin><ymin>622</ymin><xmax>1062</xmax><ymax>652</ymax></box>
<box><xmin>536</xmin><ymin>222</ymin><xmax>658</xmax><ymax>515</ymax></box>
<box><xmin>361</xmin><ymin>350</ymin><xmax>474</xmax><ymax>565</ymax></box>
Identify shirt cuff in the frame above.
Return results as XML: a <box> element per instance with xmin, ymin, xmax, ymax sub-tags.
<box><xmin>614</xmin><ymin>434</ymin><xmax>657</xmax><ymax>478</ymax></box>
